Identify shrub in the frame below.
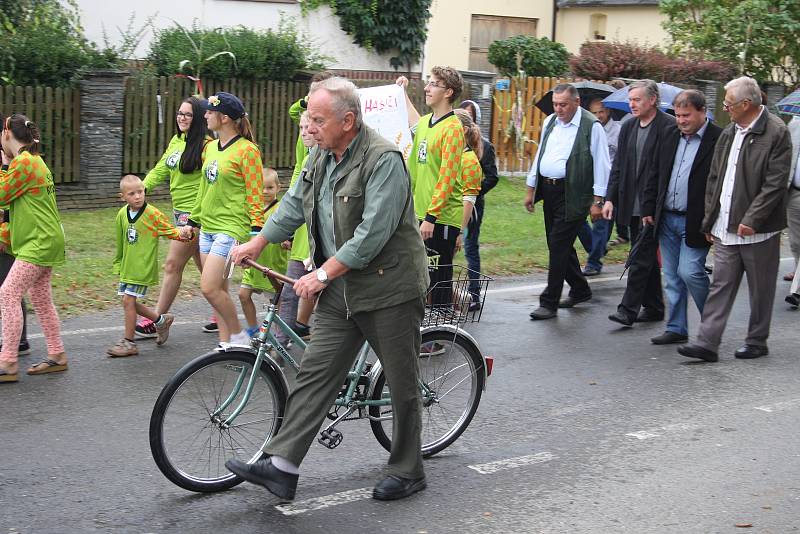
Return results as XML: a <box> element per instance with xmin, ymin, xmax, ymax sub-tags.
<box><xmin>148</xmin><ymin>20</ymin><xmax>326</xmax><ymax>82</ymax></box>
<box><xmin>488</xmin><ymin>36</ymin><xmax>570</xmax><ymax>78</ymax></box>
<box><xmin>569</xmin><ymin>40</ymin><xmax>734</xmax><ymax>83</ymax></box>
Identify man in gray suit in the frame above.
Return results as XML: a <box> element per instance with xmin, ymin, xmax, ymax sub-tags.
<box><xmin>678</xmin><ymin>77</ymin><xmax>791</xmax><ymax>362</ymax></box>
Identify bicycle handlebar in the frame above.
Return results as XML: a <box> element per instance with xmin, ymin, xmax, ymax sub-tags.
<box><xmin>242</xmin><ymin>258</ymin><xmax>298</xmax><ymax>285</ymax></box>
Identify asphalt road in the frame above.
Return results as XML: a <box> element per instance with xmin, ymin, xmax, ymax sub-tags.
<box><xmin>2</xmin><ymin>255</ymin><xmax>800</xmax><ymax>534</ymax></box>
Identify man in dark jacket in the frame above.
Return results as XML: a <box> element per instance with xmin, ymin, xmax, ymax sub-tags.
<box><xmin>602</xmin><ymin>80</ymin><xmax>675</xmax><ymax>326</ymax></box>
<box><xmin>678</xmin><ymin>77</ymin><xmax>791</xmax><ymax>362</ymax></box>
<box><xmin>640</xmin><ymin>90</ymin><xmax>722</xmax><ymax>345</ymax></box>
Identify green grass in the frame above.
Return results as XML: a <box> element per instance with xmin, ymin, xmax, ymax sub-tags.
<box><xmin>454</xmin><ymin>176</ymin><xmax>630</xmax><ymax>275</ymax></box>
<box><xmin>50</xmin><ymin>177</ymin><xmax>629</xmax><ymax>316</ymax></box>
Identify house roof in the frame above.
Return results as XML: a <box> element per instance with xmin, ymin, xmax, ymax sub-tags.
<box><xmin>557</xmin><ymin>0</ymin><xmax>660</xmax><ymax>7</ymax></box>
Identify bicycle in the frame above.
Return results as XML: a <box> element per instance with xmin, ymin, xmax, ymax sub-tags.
<box><xmin>149</xmin><ymin>259</ymin><xmax>493</xmax><ymax>493</ymax></box>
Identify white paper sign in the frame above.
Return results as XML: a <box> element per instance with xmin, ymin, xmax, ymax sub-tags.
<box><xmin>357</xmin><ymin>84</ymin><xmax>413</xmax><ymax>161</ymax></box>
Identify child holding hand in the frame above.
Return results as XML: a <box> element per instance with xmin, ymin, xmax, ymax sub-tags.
<box><xmin>238</xmin><ymin>168</ymin><xmax>289</xmax><ymax>336</ymax></box>
<box><xmin>108</xmin><ymin>175</ymin><xmax>185</xmax><ymax>357</ymax></box>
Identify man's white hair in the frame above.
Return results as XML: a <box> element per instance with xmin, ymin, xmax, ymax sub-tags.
<box><xmin>309</xmin><ymin>76</ymin><xmax>363</xmax><ymax>129</ymax></box>
<box><xmin>724</xmin><ymin>76</ymin><xmax>762</xmax><ymax>106</ymax></box>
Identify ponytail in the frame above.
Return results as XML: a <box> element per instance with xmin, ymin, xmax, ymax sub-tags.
<box><xmin>453</xmin><ymin>108</ymin><xmax>483</xmax><ymax>159</ymax></box>
<box><xmin>237</xmin><ymin>115</ymin><xmax>256</xmax><ymax>145</ymax></box>
<box><xmin>6</xmin><ymin>114</ymin><xmax>42</xmax><ymax>156</ymax></box>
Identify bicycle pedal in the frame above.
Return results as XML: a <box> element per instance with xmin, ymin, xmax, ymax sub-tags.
<box><xmin>318</xmin><ymin>428</ymin><xmax>343</xmax><ymax>449</ymax></box>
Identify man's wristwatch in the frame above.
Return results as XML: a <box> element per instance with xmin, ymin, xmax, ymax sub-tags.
<box><xmin>316</xmin><ymin>267</ymin><xmax>330</xmax><ymax>285</ymax></box>
<box><xmin>593</xmin><ymin>199</ymin><xmax>604</xmax><ymax>208</ymax></box>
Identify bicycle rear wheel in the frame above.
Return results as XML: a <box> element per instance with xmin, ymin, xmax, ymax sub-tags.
<box><xmin>149</xmin><ymin>350</ymin><xmax>287</xmax><ymax>492</ymax></box>
<box><xmin>369</xmin><ymin>329</ymin><xmax>485</xmax><ymax>457</ymax></box>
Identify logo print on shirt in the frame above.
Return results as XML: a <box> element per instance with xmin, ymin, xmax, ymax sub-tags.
<box><xmin>417</xmin><ymin>139</ymin><xmax>428</xmax><ymax>163</ymax></box>
<box><xmin>127</xmin><ymin>225</ymin><xmax>138</xmax><ymax>244</ymax></box>
<box><xmin>166</xmin><ymin>150</ymin><xmax>182</xmax><ymax>170</ymax></box>
<box><xmin>206</xmin><ymin>160</ymin><xmax>219</xmax><ymax>184</ymax></box>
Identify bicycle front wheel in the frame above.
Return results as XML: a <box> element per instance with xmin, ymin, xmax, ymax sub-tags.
<box><xmin>149</xmin><ymin>350</ymin><xmax>287</xmax><ymax>492</ymax></box>
<box><xmin>369</xmin><ymin>329</ymin><xmax>485</xmax><ymax>457</ymax></box>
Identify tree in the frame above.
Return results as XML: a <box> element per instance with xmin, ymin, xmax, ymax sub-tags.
<box><xmin>488</xmin><ymin>36</ymin><xmax>569</xmax><ymax>78</ymax></box>
<box><xmin>661</xmin><ymin>0</ymin><xmax>800</xmax><ymax>85</ymax></box>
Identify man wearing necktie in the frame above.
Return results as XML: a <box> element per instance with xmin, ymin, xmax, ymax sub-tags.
<box><xmin>524</xmin><ymin>84</ymin><xmax>611</xmax><ymax>320</ymax></box>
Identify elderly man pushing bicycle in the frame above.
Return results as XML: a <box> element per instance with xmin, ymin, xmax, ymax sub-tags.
<box><xmin>227</xmin><ymin>76</ymin><xmax>430</xmax><ymax>501</ymax></box>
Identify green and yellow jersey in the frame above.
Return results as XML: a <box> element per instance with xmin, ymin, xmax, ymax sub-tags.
<box><xmin>407</xmin><ymin>112</ymin><xmax>465</xmax><ymax>228</ymax></box>
<box><xmin>241</xmin><ymin>200</ymin><xmax>289</xmax><ymax>291</ymax></box>
<box><xmin>189</xmin><ymin>136</ymin><xmax>265</xmax><ymax>242</ymax></box>
<box><xmin>143</xmin><ymin>134</ymin><xmax>209</xmax><ymax>213</ymax></box>
<box><xmin>0</xmin><ymin>152</ymin><xmax>65</xmax><ymax>267</ymax></box>
<box><xmin>461</xmin><ymin>149</ymin><xmax>483</xmax><ymax>198</ymax></box>
<box><xmin>113</xmin><ymin>202</ymin><xmax>182</xmax><ymax>287</ymax></box>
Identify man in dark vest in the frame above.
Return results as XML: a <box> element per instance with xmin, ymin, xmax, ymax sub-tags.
<box><xmin>524</xmin><ymin>83</ymin><xmax>611</xmax><ymax>320</ymax></box>
<box><xmin>226</xmin><ymin>77</ymin><xmax>430</xmax><ymax>501</ymax></box>
<box><xmin>602</xmin><ymin>79</ymin><xmax>675</xmax><ymax>327</ymax></box>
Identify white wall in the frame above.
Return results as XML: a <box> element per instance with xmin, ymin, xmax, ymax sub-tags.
<box><xmin>73</xmin><ymin>0</ymin><xmax>414</xmax><ymax>71</ymax></box>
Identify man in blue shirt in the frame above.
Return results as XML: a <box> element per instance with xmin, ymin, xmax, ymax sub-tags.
<box><xmin>641</xmin><ymin>90</ymin><xmax>722</xmax><ymax>344</ymax></box>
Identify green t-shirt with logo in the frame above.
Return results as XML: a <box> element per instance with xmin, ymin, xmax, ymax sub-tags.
<box><xmin>113</xmin><ymin>202</ymin><xmax>181</xmax><ymax>287</ymax></box>
<box><xmin>407</xmin><ymin>112</ymin><xmax>465</xmax><ymax>228</ymax></box>
<box><xmin>0</xmin><ymin>152</ymin><xmax>65</xmax><ymax>266</ymax></box>
<box><xmin>143</xmin><ymin>134</ymin><xmax>206</xmax><ymax>213</ymax></box>
<box><xmin>190</xmin><ymin>136</ymin><xmax>265</xmax><ymax>242</ymax></box>
<box><xmin>288</xmin><ymin>153</ymin><xmax>310</xmax><ymax>262</ymax></box>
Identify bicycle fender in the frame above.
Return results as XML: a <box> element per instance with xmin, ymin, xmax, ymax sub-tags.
<box><xmin>214</xmin><ymin>345</ymin><xmax>290</xmax><ymax>398</ymax></box>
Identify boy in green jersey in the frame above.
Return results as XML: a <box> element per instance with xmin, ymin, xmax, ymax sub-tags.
<box><xmin>398</xmin><ymin>66</ymin><xmax>466</xmax><ymax>307</ymax></box>
<box><xmin>108</xmin><ymin>175</ymin><xmax>185</xmax><ymax>358</ymax></box>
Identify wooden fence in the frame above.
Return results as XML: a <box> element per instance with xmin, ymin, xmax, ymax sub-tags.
<box><xmin>123</xmin><ymin>76</ymin><xmax>430</xmax><ymax>174</ymax></box>
<box><xmin>0</xmin><ymin>85</ymin><xmax>81</xmax><ymax>183</ymax></box>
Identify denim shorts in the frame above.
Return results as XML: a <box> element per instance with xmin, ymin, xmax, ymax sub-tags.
<box><xmin>199</xmin><ymin>231</ymin><xmax>238</xmax><ymax>258</ymax></box>
<box><xmin>118</xmin><ymin>282</ymin><xmax>148</xmax><ymax>298</ymax></box>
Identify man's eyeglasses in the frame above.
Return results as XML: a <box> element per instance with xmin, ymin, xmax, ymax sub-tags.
<box><xmin>722</xmin><ymin>98</ymin><xmax>749</xmax><ymax>111</ymax></box>
<box><xmin>176</xmin><ymin>111</ymin><xmax>194</xmax><ymax>119</ymax></box>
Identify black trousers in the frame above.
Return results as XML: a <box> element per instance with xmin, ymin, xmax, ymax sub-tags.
<box><xmin>617</xmin><ymin>216</ymin><xmax>664</xmax><ymax>320</ymax></box>
<box><xmin>0</xmin><ymin>252</ymin><xmax>27</xmax><ymax>343</ymax></box>
<box><xmin>424</xmin><ymin>222</ymin><xmax>460</xmax><ymax>307</ymax></box>
<box><xmin>539</xmin><ymin>179</ymin><xmax>591</xmax><ymax>310</ymax></box>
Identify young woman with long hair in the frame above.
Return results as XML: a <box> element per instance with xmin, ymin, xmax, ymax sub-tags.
<box><xmin>181</xmin><ymin>92</ymin><xmax>264</xmax><ymax>344</ymax></box>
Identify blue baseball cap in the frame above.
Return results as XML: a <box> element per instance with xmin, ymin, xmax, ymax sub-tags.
<box><xmin>200</xmin><ymin>92</ymin><xmax>246</xmax><ymax>120</ymax></box>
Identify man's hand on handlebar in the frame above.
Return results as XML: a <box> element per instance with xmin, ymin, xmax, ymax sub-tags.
<box><xmin>231</xmin><ymin>235</ymin><xmax>268</xmax><ymax>266</ymax></box>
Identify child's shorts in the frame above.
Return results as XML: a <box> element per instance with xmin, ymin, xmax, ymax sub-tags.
<box><xmin>199</xmin><ymin>232</ymin><xmax>238</xmax><ymax>258</ymax></box>
<box><xmin>118</xmin><ymin>282</ymin><xmax>148</xmax><ymax>298</ymax></box>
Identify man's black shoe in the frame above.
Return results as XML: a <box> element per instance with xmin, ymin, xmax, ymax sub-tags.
<box><xmin>582</xmin><ymin>266</ymin><xmax>601</xmax><ymax>277</ymax></box>
<box><xmin>608</xmin><ymin>311</ymin><xmax>634</xmax><ymax>327</ymax></box>
<box><xmin>651</xmin><ymin>331</ymin><xmax>688</xmax><ymax>345</ymax></box>
<box><xmin>529</xmin><ymin>307</ymin><xmax>557</xmax><ymax>320</ymax></box>
<box><xmin>734</xmin><ymin>344</ymin><xmax>768</xmax><ymax>359</ymax></box>
<box><xmin>225</xmin><ymin>458</ymin><xmax>298</xmax><ymax>500</ymax></box>
<box><xmin>635</xmin><ymin>309</ymin><xmax>664</xmax><ymax>322</ymax></box>
<box><xmin>558</xmin><ymin>294</ymin><xmax>592</xmax><ymax>308</ymax></box>
<box><xmin>786</xmin><ymin>293</ymin><xmax>800</xmax><ymax>308</ymax></box>
<box><xmin>372</xmin><ymin>475</ymin><xmax>426</xmax><ymax>500</ymax></box>
<box><xmin>677</xmin><ymin>344</ymin><xmax>718</xmax><ymax>362</ymax></box>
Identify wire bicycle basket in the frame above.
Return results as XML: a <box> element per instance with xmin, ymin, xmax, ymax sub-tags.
<box><xmin>423</xmin><ymin>264</ymin><xmax>492</xmax><ymax>327</ymax></box>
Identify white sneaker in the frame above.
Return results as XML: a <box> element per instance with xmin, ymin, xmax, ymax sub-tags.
<box><xmin>229</xmin><ymin>331</ymin><xmax>251</xmax><ymax>346</ymax></box>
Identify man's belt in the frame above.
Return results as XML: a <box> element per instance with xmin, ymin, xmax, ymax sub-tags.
<box><xmin>664</xmin><ymin>208</ymin><xmax>687</xmax><ymax>216</ymax></box>
<box><xmin>540</xmin><ymin>176</ymin><xmax>564</xmax><ymax>186</ymax></box>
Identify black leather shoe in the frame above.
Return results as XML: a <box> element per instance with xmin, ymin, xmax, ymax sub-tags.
<box><xmin>530</xmin><ymin>307</ymin><xmax>557</xmax><ymax>320</ymax></box>
<box><xmin>734</xmin><ymin>344</ymin><xmax>768</xmax><ymax>359</ymax></box>
<box><xmin>225</xmin><ymin>458</ymin><xmax>298</xmax><ymax>500</ymax></box>
<box><xmin>635</xmin><ymin>309</ymin><xmax>664</xmax><ymax>322</ymax></box>
<box><xmin>373</xmin><ymin>475</ymin><xmax>426</xmax><ymax>500</ymax></box>
<box><xmin>608</xmin><ymin>311</ymin><xmax>634</xmax><ymax>327</ymax></box>
<box><xmin>677</xmin><ymin>344</ymin><xmax>718</xmax><ymax>362</ymax></box>
<box><xmin>558</xmin><ymin>294</ymin><xmax>592</xmax><ymax>308</ymax></box>
<box><xmin>651</xmin><ymin>331</ymin><xmax>688</xmax><ymax>345</ymax></box>
<box><xmin>786</xmin><ymin>293</ymin><xmax>800</xmax><ymax>308</ymax></box>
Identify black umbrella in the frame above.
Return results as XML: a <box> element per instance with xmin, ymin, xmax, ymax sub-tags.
<box><xmin>619</xmin><ymin>223</ymin><xmax>654</xmax><ymax>280</ymax></box>
<box><xmin>536</xmin><ymin>81</ymin><xmax>626</xmax><ymax>120</ymax></box>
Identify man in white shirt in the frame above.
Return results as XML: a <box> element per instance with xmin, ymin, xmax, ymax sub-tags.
<box><xmin>678</xmin><ymin>77</ymin><xmax>792</xmax><ymax>362</ymax></box>
<box><xmin>524</xmin><ymin>84</ymin><xmax>610</xmax><ymax>319</ymax></box>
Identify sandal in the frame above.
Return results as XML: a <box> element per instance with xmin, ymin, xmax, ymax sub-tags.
<box><xmin>27</xmin><ymin>358</ymin><xmax>68</xmax><ymax>375</ymax></box>
<box><xmin>0</xmin><ymin>368</ymin><xmax>18</xmax><ymax>383</ymax></box>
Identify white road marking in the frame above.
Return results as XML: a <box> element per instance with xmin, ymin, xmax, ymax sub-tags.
<box><xmin>275</xmin><ymin>487</ymin><xmax>372</xmax><ymax>516</ymax></box>
<box><xmin>625</xmin><ymin>422</ymin><xmax>701</xmax><ymax>440</ymax></box>
<box><xmin>754</xmin><ymin>398</ymin><xmax>800</xmax><ymax>413</ymax></box>
<box><xmin>487</xmin><ymin>276</ymin><xmax>620</xmax><ymax>295</ymax></box>
<box><xmin>467</xmin><ymin>452</ymin><xmax>556</xmax><ymax>474</ymax></box>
